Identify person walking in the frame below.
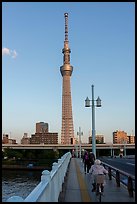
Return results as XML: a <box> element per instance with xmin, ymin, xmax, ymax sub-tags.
<box><xmin>89</xmin><ymin>152</ymin><xmax>95</xmax><ymax>170</ymax></box>
<box><xmin>83</xmin><ymin>151</ymin><xmax>90</xmax><ymax>174</ymax></box>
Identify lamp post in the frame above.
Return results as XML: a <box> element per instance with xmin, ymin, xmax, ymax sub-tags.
<box><xmin>111</xmin><ymin>143</ymin><xmax>114</xmax><ymax>157</ymax></box>
<box><xmin>85</xmin><ymin>85</ymin><xmax>101</xmax><ymax>158</ymax></box>
<box><xmin>77</xmin><ymin>127</ymin><xmax>83</xmax><ymax>158</ymax></box>
<box><xmin>123</xmin><ymin>139</ymin><xmax>127</xmax><ymax>157</ymax></box>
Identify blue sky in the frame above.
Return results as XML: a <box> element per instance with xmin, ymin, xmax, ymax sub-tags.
<box><xmin>2</xmin><ymin>2</ymin><xmax>135</xmax><ymax>144</ymax></box>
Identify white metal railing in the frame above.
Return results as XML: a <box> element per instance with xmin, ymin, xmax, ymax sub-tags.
<box><xmin>6</xmin><ymin>152</ymin><xmax>71</xmax><ymax>202</ymax></box>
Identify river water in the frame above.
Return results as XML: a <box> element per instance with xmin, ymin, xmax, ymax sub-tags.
<box><xmin>2</xmin><ymin>170</ymin><xmax>42</xmax><ymax>202</ymax></box>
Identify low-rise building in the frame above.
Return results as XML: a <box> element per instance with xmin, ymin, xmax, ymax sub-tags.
<box><xmin>2</xmin><ymin>134</ymin><xmax>17</xmax><ymax>144</ymax></box>
<box><xmin>127</xmin><ymin>135</ymin><xmax>135</xmax><ymax>144</ymax></box>
<box><xmin>30</xmin><ymin>132</ymin><xmax>58</xmax><ymax>144</ymax></box>
<box><xmin>113</xmin><ymin>130</ymin><xmax>128</xmax><ymax>144</ymax></box>
<box><xmin>21</xmin><ymin>133</ymin><xmax>30</xmax><ymax>144</ymax></box>
<box><xmin>88</xmin><ymin>134</ymin><xmax>104</xmax><ymax>144</ymax></box>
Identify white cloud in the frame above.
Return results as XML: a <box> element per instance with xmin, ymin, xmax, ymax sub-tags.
<box><xmin>2</xmin><ymin>47</ymin><xmax>18</xmax><ymax>59</ymax></box>
<box><xmin>2</xmin><ymin>47</ymin><xmax>10</xmax><ymax>56</ymax></box>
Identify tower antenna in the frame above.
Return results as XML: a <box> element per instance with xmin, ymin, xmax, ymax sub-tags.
<box><xmin>64</xmin><ymin>13</ymin><xmax>68</xmax><ymax>41</ymax></box>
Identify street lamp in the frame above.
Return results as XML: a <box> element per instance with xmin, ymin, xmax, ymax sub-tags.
<box><xmin>85</xmin><ymin>84</ymin><xmax>101</xmax><ymax>158</ymax></box>
<box><xmin>122</xmin><ymin>139</ymin><xmax>127</xmax><ymax>157</ymax></box>
<box><xmin>77</xmin><ymin>127</ymin><xmax>83</xmax><ymax>158</ymax></box>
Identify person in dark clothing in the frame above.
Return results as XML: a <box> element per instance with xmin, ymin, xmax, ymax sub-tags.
<box><xmin>83</xmin><ymin>151</ymin><xmax>90</xmax><ymax>173</ymax></box>
<box><xmin>89</xmin><ymin>152</ymin><xmax>95</xmax><ymax>170</ymax></box>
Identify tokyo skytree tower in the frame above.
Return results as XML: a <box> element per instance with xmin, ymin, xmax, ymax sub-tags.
<box><xmin>60</xmin><ymin>13</ymin><xmax>74</xmax><ymax>144</ymax></box>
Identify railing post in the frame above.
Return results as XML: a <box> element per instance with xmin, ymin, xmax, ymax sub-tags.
<box><xmin>41</xmin><ymin>170</ymin><xmax>50</xmax><ymax>182</ymax></box>
<box><xmin>6</xmin><ymin>196</ymin><xmax>24</xmax><ymax>202</ymax></box>
<box><xmin>108</xmin><ymin>167</ymin><xmax>112</xmax><ymax>180</ymax></box>
<box><xmin>128</xmin><ymin>176</ymin><xmax>134</xmax><ymax>197</ymax></box>
<box><xmin>116</xmin><ymin>170</ymin><xmax>120</xmax><ymax>187</ymax></box>
<box><xmin>50</xmin><ymin>162</ymin><xmax>59</xmax><ymax>201</ymax></box>
<box><xmin>52</xmin><ymin>162</ymin><xmax>58</xmax><ymax>171</ymax></box>
<box><xmin>41</xmin><ymin>170</ymin><xmax>51</xmax><ymax>201</ymax></box>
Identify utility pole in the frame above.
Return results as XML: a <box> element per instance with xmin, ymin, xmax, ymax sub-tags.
<box><xmin>77</xmin><ymin>127</ymin><xmax>83</xmax><ymax>158</ymax></box>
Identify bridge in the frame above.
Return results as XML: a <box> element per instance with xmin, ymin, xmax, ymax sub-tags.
<box><xmin>2</xmin><ymin>143</ymin><xmax>135</xmax><ymax>150</ymax></box>
<box><xmin>2</xmin><ymin>143</ymin><xmax>135</xmax><ymax>157</ymax></box>
<box><xmin>6</xmin><ymin>152</ymin><xmax>135</xmax><ymax>202</ymax></box>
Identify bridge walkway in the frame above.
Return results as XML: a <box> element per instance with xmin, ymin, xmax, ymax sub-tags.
<box><xmin>59</xmin><ymin>157</ymin><xmax>135</xmax><ymax>202</ymax></box>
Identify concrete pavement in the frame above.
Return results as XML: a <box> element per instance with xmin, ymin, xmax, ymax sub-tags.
<box><xmin>58</xmin><ymin>157</ymin><xmax>135</xmax><ymax>202</ymax></box>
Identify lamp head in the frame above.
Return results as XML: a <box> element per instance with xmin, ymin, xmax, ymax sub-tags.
<box><xmin>85</xmin><ymin>97</ymin><xmax>90</xmax><ymax>107</ymax></box>
<box><xmin>96</xmin><ymin>96</ymin><xmax>101</xmax><ymax>107</ymax></box>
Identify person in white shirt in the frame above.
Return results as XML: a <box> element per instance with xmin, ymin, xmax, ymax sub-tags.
<box><xmin>89</xmin><ymin>159</ymin><xmax>108</xmax><ymax>192</ymax></box>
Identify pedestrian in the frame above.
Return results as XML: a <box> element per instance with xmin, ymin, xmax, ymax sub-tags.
<box><xmin>89</xmin><ymin>159</ymin><xmax>108</xmax><ymax>192</ymax></box>
<box><xmin>83</xmin><ymin>150</ymin><xmax>90</xmax><ymax>174</ymax></box>
<box><xmin>89</xmin><ymin>152</ymin><xmax>95</xmax><ymax>169</ymax></box>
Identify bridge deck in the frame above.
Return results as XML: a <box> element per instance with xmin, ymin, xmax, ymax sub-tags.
<box><xmin>59</xmin><ymin>158</ymin><xmax>135</xmax><ymax>202</ymax></box>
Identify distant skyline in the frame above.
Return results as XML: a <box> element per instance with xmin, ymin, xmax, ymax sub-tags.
<box><xmin>2</xmin><ymin>2</ymin><xmax>135</xmax><ymax>143</ymax></box>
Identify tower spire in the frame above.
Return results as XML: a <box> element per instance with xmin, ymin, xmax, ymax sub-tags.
<box><xmin>61</xmin><ymin>12</ymin><xmax>72</xmax><ymax>72</ymax></box>
<box><xmin>64</xmin><ymin>13</ymin><xmax>68</xmax><ymax>41</ymax></box>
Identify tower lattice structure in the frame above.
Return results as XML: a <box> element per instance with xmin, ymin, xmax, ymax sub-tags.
<box><xmin>60</xmin><ymin>13</ymin><xmax>74</xmax><ymax>144</ymax></box>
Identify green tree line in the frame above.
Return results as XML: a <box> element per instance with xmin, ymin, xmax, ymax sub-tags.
<box><xmin>2</xmin><ymin>148</ymin><xmax>65</xmax><ymax>168</ymax></box>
